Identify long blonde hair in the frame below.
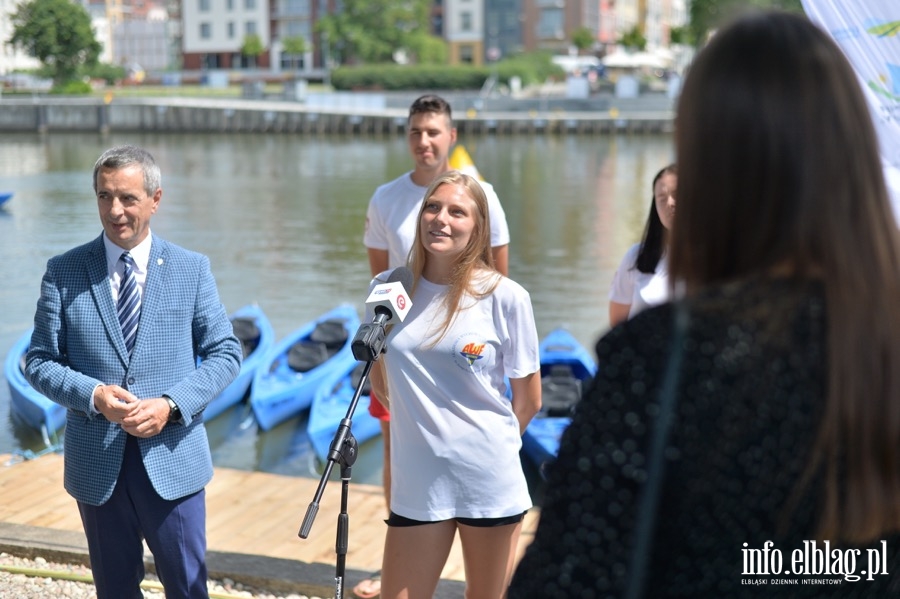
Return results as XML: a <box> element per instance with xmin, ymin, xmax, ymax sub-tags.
<box><xmin>407</xmin><ymin>170</ymin><xmax>500</xmax><ymax>344</ymax></box>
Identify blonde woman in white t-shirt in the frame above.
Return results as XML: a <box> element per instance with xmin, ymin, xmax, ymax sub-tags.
<box><xmin>368</xmin><ymin>170</ymin><xmax>542</xmax><ymax>599</ymax></box>
<box><xmin>609</xmin><ymin>164</ymin><xmax>677</xmax><ymax>327</ymax></box>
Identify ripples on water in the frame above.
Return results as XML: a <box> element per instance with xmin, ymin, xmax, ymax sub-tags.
<box><xmin>0</xmin><ymin>132</ymin><xmax>674</xmax><ymax>486</ymax></box>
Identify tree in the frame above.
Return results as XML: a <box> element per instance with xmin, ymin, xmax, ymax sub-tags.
<box><xmin>8</xmin><ymin>0</ymin><xmax>101</xmax><ymax>87</ymax></box>
<box><xmin>282</xmin><ymin>35</ymin><xmax>308</xmax><ymax>56</ymax></box>
<box><xmin>241</xmin><ymin>34</ymin><xmax>265</xmax><ymax>68</ymax></box>
<box><xmin>618</xmin><ymin>25</ymin><xmax>647</xmax><ymax>51</ymax></box>
<box><xmin>282</xmin><ymin>35</ymin><xmax>307</xmax><ymax>70</ymax></box>
<box><xmin>687</xmin><ymin>0</ymin><xmax>804</xmax><ymax>47</ymax></box>
<box><xmin>571</xmin><ymin>27</ymin><xmax>595</xmax><ymax>53</ymax></box>
<box><xmin>405</xmin><ymin>32</ymin><xmax>447</xmax><ymax>65</ymax></box>
<box><xmin>669</xmin><ymin>25</ymin><xmax>695</xmax><ymax>47</ymax></box>
<box><xmin>316</xmin><ymin>0</ymin><xmax>432</xmax><ymax>64</ymax></box>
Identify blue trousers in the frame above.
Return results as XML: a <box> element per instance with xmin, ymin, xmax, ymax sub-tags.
<box><xmin>77</xmin><ymin>435</ymin><xmax>209</xmax><ymax>599</ymax></box>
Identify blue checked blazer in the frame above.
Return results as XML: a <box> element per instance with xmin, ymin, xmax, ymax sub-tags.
<box><xmin>25</xmin><ymin>233</ymin><xmax>241</xmax><ymax>506</ymax></box>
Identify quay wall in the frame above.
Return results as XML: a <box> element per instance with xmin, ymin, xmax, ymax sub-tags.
<box><xmin>0</xmin><ymin>97</ymin><xmax>674</xmax><ymax>135</ymax></box>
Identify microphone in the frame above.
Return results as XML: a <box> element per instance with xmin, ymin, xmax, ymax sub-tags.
<box><xmin>351</xmin><ymin>267</ymin><xmax>413</xmax><ymax>362</ymax></box>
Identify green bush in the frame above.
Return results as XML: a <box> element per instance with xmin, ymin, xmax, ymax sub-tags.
<box><xmin>35</xmin><ymin>62</ymin><xmax>126</xmax><ymax>86</ymax></box>
<box><xmin>496</xmin><ymin>50</ymin><xmax>565</xmax><ymax>84</ymax></box>
<box><xmin>331</xmin><ymin>64</ymin><xmax>484</xmax><ymax>90</ymax></box>
<box><xmin>50</xmin><ymin>79</ymin><xmax>93</xmax><ymax>94</ymax></box>
<box><xmin>330</xmin><ymin>52</ymin><xmax>565</xmax><ymax>91</ymax></box>
<box><xmin>84</xmin><ymin>63</ymin><xmax>126</xmax><ymax>85</ymax></box>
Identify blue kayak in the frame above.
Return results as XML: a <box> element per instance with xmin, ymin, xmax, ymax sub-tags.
<box><xmin>250</xmin><ymin>304</ymin><xmax>360</xmax><ymax>431</ymax></box>
<box><xmin>521</xmin><ymin>328</ymin><xmax>597</xmax><ymax>469</ymax></box>
<box><xmin>4</xmin><ymin>328</ymin><xmax>66</xmax><ymax>444</ymax></box>
<box><xmin>0</xmin><ymin>192</ymin><xmax>12</xmax><ymax>207</ymax></box>
<box><xmin>204</xmin><ymin>304</ymin><xmax>275</xmax><ymax>421</ymax></box>
<box><xmin>307</xmin><ymin>361</ymin><xmax>382</xmax><ymax>461</ymax></box>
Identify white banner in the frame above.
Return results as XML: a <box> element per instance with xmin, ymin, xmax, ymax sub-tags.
<box><xmin>801</xmin><ymin>1</ymin><xmax>900</xmax><ymax>223</ymax></box>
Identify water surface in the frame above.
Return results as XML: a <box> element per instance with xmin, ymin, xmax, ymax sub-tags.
<box><xmin>0</xmin><ymin>131</ymin><xmax>674</xmax><ymax>485</ymax></box>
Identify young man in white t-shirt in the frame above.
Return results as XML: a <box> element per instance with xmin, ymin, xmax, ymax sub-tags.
<box><xmin>355</xmin><ymin>94</ymin><xmax>510</xmax><ymax>599</ymax></box>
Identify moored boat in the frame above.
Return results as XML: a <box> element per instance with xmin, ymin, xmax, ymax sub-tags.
<box><xmin>0</xmin><ymin>191</ymin><xmax>12</xmax><ymax>207</ymax></box>
<box><xmin>307</xmin><ymin>361</ymin><xmax>382</xmax><ymax>462</ymax></box>
<box><xmin>204</xmin><ymin>304</ymin><xmax>275</xmax><ymax>421</ymax></box>
<box><xmin>4</xmin><ymin>328</ymin><xmax>66</xmax><ymax>445</ymax></box>
<box><xmin>521</xmin><ymin>328</ymin><xmax>597</xmax><ymax>469</ymax></box>
<box><xmin>250</xmin><ymin>304</ymin><xmax>360</xmax><ymax>431</ymax></box>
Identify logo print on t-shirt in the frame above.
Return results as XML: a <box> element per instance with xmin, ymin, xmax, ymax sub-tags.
<box><xmin>451</xmin><ymin>332</ymin><xmax>494</xmax><ymax>373</ymax></box>
<box><xmin>460</xmin><ymin>342</ymin><xmax>485</xmax><ymax>365</ymax></box>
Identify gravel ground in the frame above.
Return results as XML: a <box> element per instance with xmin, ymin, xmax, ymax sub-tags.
<box><xmin>0</xmin><ymin>553</ymin><xmax>326</xmax><ymax>599</ymax></box>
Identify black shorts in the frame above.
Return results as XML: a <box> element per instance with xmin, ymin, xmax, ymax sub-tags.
<box><xmin>385</xmin><ymin>510</ymin><xmax>526</xmax><ymax>528</ymax></box>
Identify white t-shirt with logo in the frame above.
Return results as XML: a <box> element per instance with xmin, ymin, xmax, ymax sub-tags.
<box><xmin>363</xmin><ymin>171</ymin><xmax>510</xmax><ymax>268</ymax></box>
<box><xmin>375</xmin><ymin>271</ymin><xmax>538</xmax><ymax>521</ymax></box>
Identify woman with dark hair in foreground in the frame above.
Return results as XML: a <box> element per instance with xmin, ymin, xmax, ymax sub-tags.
<box><xmin>508</xmin><ymin>10</ymin><xmax>900</xmax><ymax>598</ymax></box>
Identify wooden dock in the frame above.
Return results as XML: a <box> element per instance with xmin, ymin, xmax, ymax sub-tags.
<box><xmin>0</xmin><ymin>453</ymin><xmax>539</xmax><ymax>589</ymax></box>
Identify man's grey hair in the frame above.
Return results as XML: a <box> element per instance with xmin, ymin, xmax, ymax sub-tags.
<box><xmin>92</xmin><ymin>145</ymin><xmax>161</xmax><ymax>197</ymax></box>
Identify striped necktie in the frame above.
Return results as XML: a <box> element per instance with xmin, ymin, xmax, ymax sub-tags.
<box><xmin>118</xmin><ymin>252</ymin><xmax>141</xmax><ymax>355</ymax></box>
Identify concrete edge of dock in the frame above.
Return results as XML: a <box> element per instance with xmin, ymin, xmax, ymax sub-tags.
<box><xmin>0</xmin><ymin>521</ymin><xmax>468</xmax><ymax>598</ymax></box>
<box><xmin>0</xmin><ymin>96</ymin><xmax>674</xmax><ymax>136</ymax></box>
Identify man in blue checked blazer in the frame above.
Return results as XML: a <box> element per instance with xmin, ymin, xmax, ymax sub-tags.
<box><xmin>25</xmin><ymin>145</ymin><xmax>241</xmax><ymax>599</ymax></box>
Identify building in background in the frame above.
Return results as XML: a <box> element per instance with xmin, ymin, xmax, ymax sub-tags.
<box><xmin>161</xmin><ymin>0</ymin><xmax>688</xmax><ymax>76</ymax></box>
<box><xmin>445</xmin><ymin>0</ymin><xmax>485</xmax><ymax>65</ymax></box>
<box><xmin>114</xmin><ymin>5</ymin><xmax>170</xmax><ymax>72</ymax></box>
<box><xmin>181</xmin><ymin>0</ymin><xmax>271</xmax><ymax>69</ymax></box>
<box><xmin>597</xmin><ymin>0</ymin><xmax>617</xmax><ymax>51</ymax></box>
<box><xmin>267</xmin><ymin>0</ymin><xmax>338</xmax><ymax>72</ymax></box>
<box><xmin>82</xmin><ymin>0</ymin><xmax>175</xmax><ymax>71</ymax></box>
<box><xmin>34</xmin><ymin>0</ymin><xmax>686</xmax><ymax>77</ymax></box>
<box><xmin>611</xmin><ymin>0</ymin><xmax>640</xmax><ymax>48</ymax></box>
<box><xmin>268</xmin><ymin>0</ymin><xmax>314</xmax><ymax>71</ymax></box>
<box><xmin>644</xmin><ymin>0</ymin><xmax>687</xmax><ymax>51</ymax></box>
<box><xmin>484</xmin><ymin>0</ymin><xmax>521</xmax><ymax>63</ymax></box>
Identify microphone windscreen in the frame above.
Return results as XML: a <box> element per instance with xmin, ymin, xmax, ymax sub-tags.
<box><xmin>387</xmin><ymin>266</ymin><xmax>414</xmax><ymax>290</ymax></box>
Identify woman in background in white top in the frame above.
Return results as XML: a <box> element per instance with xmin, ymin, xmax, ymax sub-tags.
<box><xmin>608</xmin><ymin>163</ymin><xmax>677</xmax><ymax>326</ymax></box>
<box><xmin>369</xmin><ymin>170</ymin><xmax>541</xmax><ymax>599</ymax></box>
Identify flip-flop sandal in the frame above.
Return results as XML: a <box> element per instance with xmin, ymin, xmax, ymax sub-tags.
<box><xmin>352</xmin><ymin>570</ymin><xmax>382</xmax><ymax>599</ymax></box>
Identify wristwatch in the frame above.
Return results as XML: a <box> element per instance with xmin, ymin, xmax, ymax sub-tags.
<box><xmin>164</xmin><ymin>396</ymin><xmax>181</xmax><ymax>422</ymax></box>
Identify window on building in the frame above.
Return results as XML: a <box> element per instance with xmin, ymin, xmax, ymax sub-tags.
<box><xmin>284</xmin><ymin>20</ymin><xmax>312</xmax><ymax>38</ymax></box>
<box><xmin>245</xmin><ymin>21</ymin><xmax>257</xmax><ymax>35</ymax></box>
<box><xmin>227</xmin><ymin>21</ymin><xmax>235</xmax><ymax>38</ymax></box>
<box><xmin>227</xmin><ymin>0</ymin><xmax>233</xmax><ymax>9</ymax></box>
<box><xmin>282</xmin><ymin>0</ymin><xmax>310</xmax><ymax>16</ymax></box>
<box><xmin>280</xmin><ymin>53</ymin><xmax>305</xmax><ymax>70</ymax></box>
<box><xmin>202</xmin><ymin>54</ymin><xmax>220</xmax><ymax>69</ymax></box>
<box><xmin>459</xmin><ymin>44</ymin><xmax>474</xmax><ymax>64</ymax></box>
<box><xmin>537</xmin><ymin>8</ymin><xmax>564</xmax><ymax>39</ymax></box>
<box><xmin>200</xmin><ymin>22</ymin><xmax>212</xmax><ymax>39</ymax></box>
<box><xmin>199</xmin><ymin>0</ymin><xmax>210</xmax><ymax>11</ymax></box>
<box><xmin>461</xmin><ymin>11</ymin><xmax>472</xmax><ymax>32</ymax></box>
<box><xmin>245</xmin><ymin>0</ymin><xmax>255</xmax><ymax>9</ymax></box>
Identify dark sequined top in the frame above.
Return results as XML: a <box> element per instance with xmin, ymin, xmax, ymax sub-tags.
<box><xmin>508</xmin><ymin>278</ymin><xmax>900</xmax><ymax>598</ymax></box>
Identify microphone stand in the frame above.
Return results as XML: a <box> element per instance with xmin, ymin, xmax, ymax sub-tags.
<box><xmin>298</xmin><ymin>357</ymin><xmax>377</xmax><ymax>599</ymax></box>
